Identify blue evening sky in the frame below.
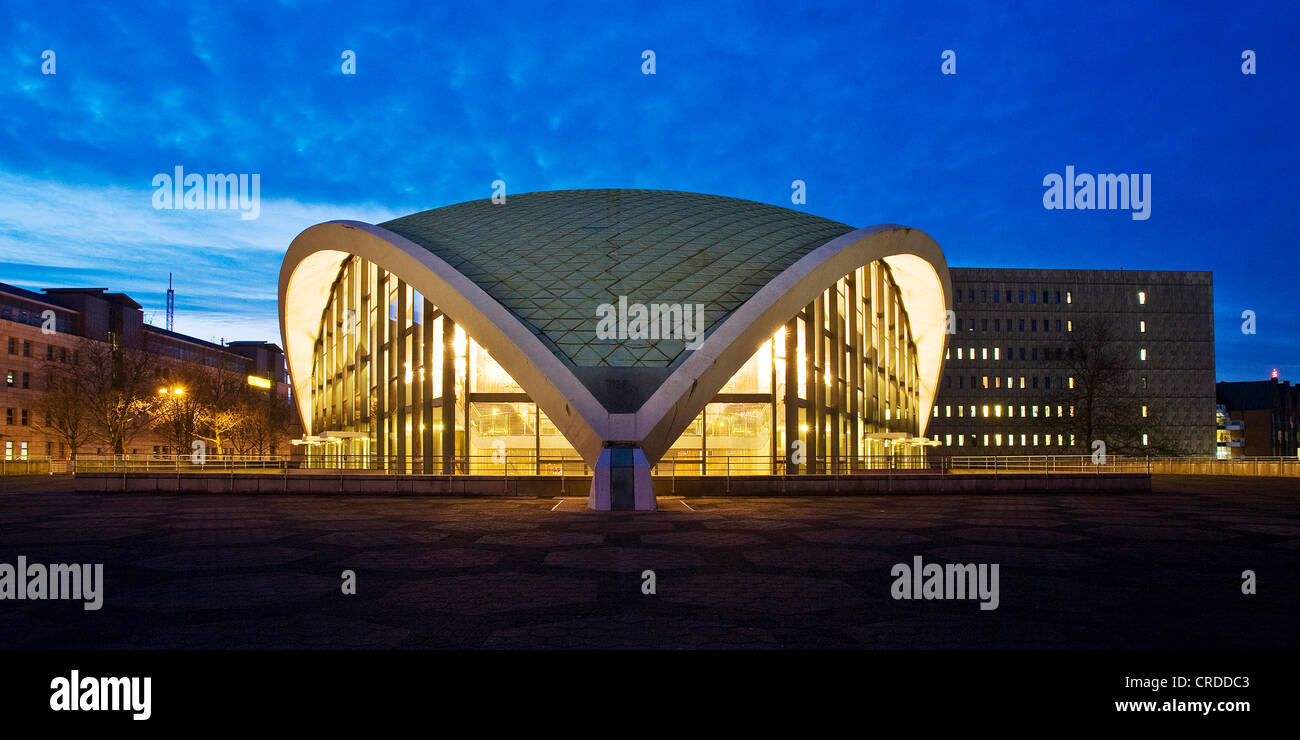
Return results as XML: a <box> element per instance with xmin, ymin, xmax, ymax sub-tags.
<box><xmin>1</xmin><ymin>0</ymin><xmax>1295</xmax><ymax>380</ymax></box>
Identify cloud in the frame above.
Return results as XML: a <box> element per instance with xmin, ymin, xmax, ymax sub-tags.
<box><xmin>0</xmin><ymin>172</ymin><xmax>402</xmax><ymax>344</ymax></box>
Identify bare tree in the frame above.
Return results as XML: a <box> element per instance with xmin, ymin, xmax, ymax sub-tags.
<box><xmin>1053</xmin><ymin>317</ymin><xmax>1155</xmax><ymax>455</ymax></box>
<box><xmin>228</xmin><ymin>393</ymin><xmax>292</xmax><ymax>456</ymax></box>
<box><xmin>192</xmin><ymin>364</ymin><xmax>254</xmax><ymax>455</ymax></box>
<box><xmin>198</xmin><ymin>406</ymin><xmax>244</xmax><ymax>455</ymax></box>
<box><xmin>152</xmin><ymin>381</ymin><xmax>202</xmax><ymax>455</ymax></box>
<box><xmin>77</xmin><ymin>337</ymin><xmax>157</xmax><ymax>456</ymax></box>
<box><xmin>32</xmin><ymin>358</ymin><xmax>94</xmax><ymax>460</ymax></box>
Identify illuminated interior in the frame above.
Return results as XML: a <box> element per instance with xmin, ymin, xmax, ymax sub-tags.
<box><xmin>305</xmin><ymin>255</ymin><xmax>924</xmax><ymax>473</ymax></box>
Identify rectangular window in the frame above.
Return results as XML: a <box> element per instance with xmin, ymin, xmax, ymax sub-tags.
<box><xmin>1138</xmin><ymin>291</ymin><xmax>1146</xmax><ymax>305</ymax></box>
<box><xmin>1139</xmin><ymin>320</ymin><xmax>1146</xmax><ymax>333</ymax></box>
<box><xmin>1142</xmin><ymin>433</ymin><xmax>1149</xmax><ymax>446</ymax></box>
<box><xmin>1142</xmin><ymin>405</ymin><xmax>1149</xmax><ymax>417</ymax></box>
<box><xmin>1066</xmin><ymin>291</ymin><xmax>1072</xmax><ymax>304</ymax></box>
<box><xmin>1140</xmin><ymin>348</ymin><xmax>1147</xmax><ymax>361</ymax></box>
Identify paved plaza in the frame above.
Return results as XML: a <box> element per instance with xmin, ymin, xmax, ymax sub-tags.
<box><xmin>0</xmin><ymin>475</ymin><xmax>1295</xmax><ymax>649</ymax></box>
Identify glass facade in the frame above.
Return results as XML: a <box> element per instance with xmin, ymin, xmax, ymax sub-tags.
<box><xmin>304</xmin><ymin>256</ymin><xmax>924</xmax><ymax>473</ymax></box>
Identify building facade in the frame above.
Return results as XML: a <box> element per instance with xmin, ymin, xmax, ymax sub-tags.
<box><xmin>279</xmin><ymin>190</ymin><xmax>953</xmax><ymax>509</ymax></box>
<box><xmin>927</xmin><ymin>268</ymin><xmax>1215</xmax><ymax>456</ymax></box>
<box><xmin>0</xmin><ymin>282</ymin><xmax>293</xmax><ymax>460</ymax></box>
<box><xmin>1216</xmin><ymin>378</ymin><xmax>1300</xmax><ymax>458</ymax></box>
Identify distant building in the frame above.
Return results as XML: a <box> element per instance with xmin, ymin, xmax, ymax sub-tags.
<box><xmin>927</xmin><ymin>268</ymin><xmax>1215</xmax><ymax>456</ymax></box>
<box><xmin>1214</xmin><ymin>404</ymin><xmax>1247</xmax><ymax>458</ymax></box>
<box><xmin>1</xmin><ymin>282</ymin><xmax>293</xmax><ymax>460</ymax></box>
<box><xmin>1216</xmin><ymin>378</ymin><xmax>1300</xmax><ymax>458</ymax></box>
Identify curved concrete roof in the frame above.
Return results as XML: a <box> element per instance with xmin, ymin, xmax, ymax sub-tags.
<box><xmin>280</xmin><ymin>190</ymin><xmax>951</xmax><ymax>464</ymax></box>
<box><xmin>379</xmin><ymin>190</ymin><xmax>856</xmax><ymax>370</ymax></box>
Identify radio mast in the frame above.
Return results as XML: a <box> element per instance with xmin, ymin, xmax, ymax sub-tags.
<box><xmin>166</xmin><ymin>273</ymin><xmax>175</xmax><ymax>332</ymax></box>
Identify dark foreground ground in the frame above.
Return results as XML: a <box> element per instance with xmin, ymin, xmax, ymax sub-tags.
<box><xmin>0</xmin><ymin>475</ymin><xmax>1295</xmax><ymax>649</ymax></box>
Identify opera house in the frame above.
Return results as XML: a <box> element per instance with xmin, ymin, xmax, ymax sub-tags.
<box><xmin>279</xmin><ymin>190</ymin><xmax>951</xmax><ymax>509</ymax></box>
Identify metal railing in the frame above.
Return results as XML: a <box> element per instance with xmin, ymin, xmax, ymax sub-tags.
<box><xmin>50</xmin><ymin>453</ymin><xmax>1300</xmax><ymax>478</ymax></box>
<box><xmin>0</xmin><ymin>457</ymin><xmax>52</xmax><ymax>476</ymax></box>
<box><xmin>66</xmin><ymin>454</ymin><xmax>290</xmax><ymax>474</ymax></box>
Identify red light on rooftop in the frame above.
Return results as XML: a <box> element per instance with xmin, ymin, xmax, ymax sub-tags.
<box><xmin>1272</xmin><ymin>368</ymin><xmax>1279</xmax><ymax>379</ymax></box>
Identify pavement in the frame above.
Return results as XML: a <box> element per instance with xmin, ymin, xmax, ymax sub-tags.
<box><xmin>0</xmin><ymin>474</ymin><xmax>1295</xmax><ymax>649</ymax></box>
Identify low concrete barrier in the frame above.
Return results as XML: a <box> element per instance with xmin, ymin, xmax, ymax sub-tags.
<box><xmin>72</xmin><ymin>471</ymin><xmax>1149</xmax><ymax>496</ymax></box>
<box><xmin>1149</xmin><ymin>459</ymin><xmax>1300</xmax><ymax>477</ymax></box>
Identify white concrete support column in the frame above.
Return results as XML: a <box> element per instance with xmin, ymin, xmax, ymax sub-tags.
<box><xmin>588</xmin><ymin>446</ymin><xmax>657</xmax><ymax>511</ymax></box>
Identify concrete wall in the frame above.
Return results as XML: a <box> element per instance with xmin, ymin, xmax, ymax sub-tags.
<box><xmin>1149</xmin><ymin>459</ymin><xmax>1300</xmax><ymax>477</ymax></box>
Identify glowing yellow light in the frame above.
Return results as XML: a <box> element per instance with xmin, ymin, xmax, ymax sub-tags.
<box><xmin>247</xmin><ymin>375</ymin><xmax>272</xmax><ymax>389</ymax></box>
<box><xmin>453</xmin><ymin>326</ymin><xmax>468</xmax><ymax>357</ymax></box>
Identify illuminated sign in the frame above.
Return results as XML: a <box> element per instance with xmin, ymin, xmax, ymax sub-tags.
<box><xmin>247</xmin><ymin>375</ymin><xmax>272</xmax><ymax>389</ymax></box>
